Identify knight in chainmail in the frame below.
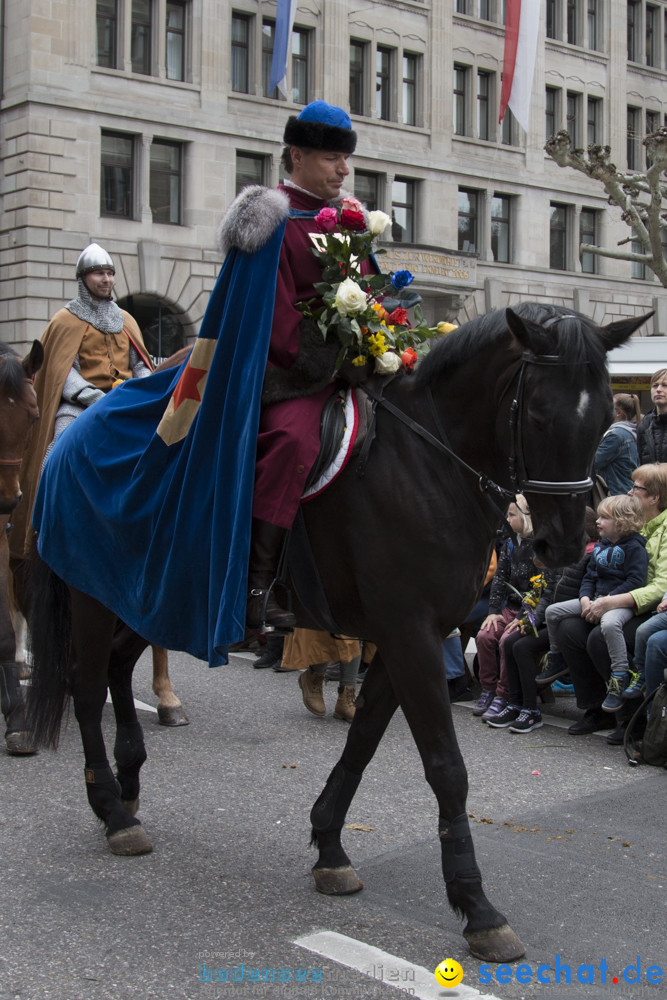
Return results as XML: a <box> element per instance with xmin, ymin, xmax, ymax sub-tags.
<box><xmin>10</xmin><ymin>243</ymin><xmax>154</xmax><ymax>562</ymax></box>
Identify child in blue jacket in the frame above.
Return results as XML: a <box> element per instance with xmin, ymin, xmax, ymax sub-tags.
<box><xmin>545</xmin><ymin>494</ymin><xmax>648</xmax><ymax>713</ymax></box>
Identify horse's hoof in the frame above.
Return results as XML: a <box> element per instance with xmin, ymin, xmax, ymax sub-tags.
<box><xmin>464</xmin><ymin>923</ymin><xmax>526</xmax><ymax>962</ymax></box>
<box><xmin>312</xmin><ymin>865</ymin><xmax>363</xmax><ymax>895</ymax></box>
<box><xmin>157</xmin><ymin>705</ymin><xmax>189</xmax><ymax>727</ymax></box>
<box><xmin>121</xmin><ymin>797</ymin><xmax>140</xmax><ymax>816</ymax></box>
<box><xmin>5</xmin><ymin>732</ymin><xmax>38</xmax><ymax>756</ymax></box>
<box><xmin>107</xmin><ymin>825</ymin><xmax>153</xmax><ymax>856</ymax></box>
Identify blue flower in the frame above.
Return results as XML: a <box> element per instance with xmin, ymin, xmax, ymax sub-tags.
<box><xmin>391</xmin><ymin>270</ymin><xmax>414</xmax><ymax>290</ymax></box>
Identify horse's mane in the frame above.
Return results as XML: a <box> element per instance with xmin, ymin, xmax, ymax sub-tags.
<box><xmin>0</xmin><ymin>343</ymin><xmax>27</xmax><ymax>397</ymax></box>
<box><xmin>415</xmin><ymin>302</ymin><xmax>608</xmax><ymax>387</ymax></box>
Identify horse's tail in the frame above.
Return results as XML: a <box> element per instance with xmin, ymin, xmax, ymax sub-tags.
<box><xmin>26</xmin><ymin>549</ymin><xmax>72</xmax><ymax>749</ymax></box>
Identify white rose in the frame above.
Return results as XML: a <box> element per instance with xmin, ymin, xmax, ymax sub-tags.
<box><xmin>368</xmin><ymin>210</ymin><xmax>392</xmax><ymax>236</ymax></box>
<box><xmin>374</xmin><ymin>351</ymin><xmax>402</xmax><ymax>375</ymax></box>
<box><xmin>334</xmin><ymin>277</ymin><xmax>368</xmax><ymax>316</ymax></box>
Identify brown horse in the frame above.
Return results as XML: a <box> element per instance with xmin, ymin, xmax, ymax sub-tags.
<box><xmin>0</xmin><ymin>341</ymin><xmax>42</xmax><ymax>754</ymax></box>
<box><xmin>26</xmin><ymin>304</ymin><xmax>648</xmax><ymax>961</ymax></box>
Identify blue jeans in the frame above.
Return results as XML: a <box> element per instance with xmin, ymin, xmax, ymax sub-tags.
<box><xmin>443</xmin><ymin>633</ymin><xmax>466</xmax><ymax>679</ymax></box>
<box><xmin>632</xmin><ymin>610</ymin><xmax>667</xmax><ymax>671</ymax></box>
<box><xmin>644</xmin><ymin>630</ymin><xmax>667</xmax><ymax>695</ymax></box>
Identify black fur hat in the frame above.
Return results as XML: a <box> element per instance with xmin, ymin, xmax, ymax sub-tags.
<box><xmin>283</xmin><ymin>100</ymin><xmax>357</xmax><ymax>154</ymax></box>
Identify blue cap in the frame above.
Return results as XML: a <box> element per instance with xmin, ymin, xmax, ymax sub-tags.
<box><xmin>284</xmin><ymin>101</ymin><xmax>357</xmax><ymax>154</ymax></box>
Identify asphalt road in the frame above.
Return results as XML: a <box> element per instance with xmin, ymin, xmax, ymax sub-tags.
<box><xmin>0</xmin><ymin>648</ymin><xmax>664</xmax><ymax>1000</ymax></box>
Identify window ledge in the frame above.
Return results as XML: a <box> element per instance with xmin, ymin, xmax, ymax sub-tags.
<box><xmin>92</xmin><ymin>67</ymin><xmax>200</xmax><ymax>92</ymax></box>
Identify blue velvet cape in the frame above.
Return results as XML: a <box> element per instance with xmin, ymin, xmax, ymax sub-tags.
<box><xmin>33</xmin><ymin>221</ymin><xmax>286</xmax><ymax>667</ymax></box>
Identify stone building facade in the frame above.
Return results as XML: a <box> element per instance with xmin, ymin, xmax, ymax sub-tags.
<box><xmin>1</xmin><ymin>0</ymin><xmax>666</xmax><ymax>383</ymax></box>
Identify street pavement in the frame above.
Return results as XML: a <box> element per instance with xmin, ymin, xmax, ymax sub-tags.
<box><xmin>0</xmin><ymin>648</ymin><xmax>664</xmax><ymax>1000</ymax></box>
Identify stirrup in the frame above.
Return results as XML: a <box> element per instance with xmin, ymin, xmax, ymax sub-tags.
<box><xmin>246</xmin><ymin>581</ymin><xmax>296</xmax><ymax>635</ymax></box>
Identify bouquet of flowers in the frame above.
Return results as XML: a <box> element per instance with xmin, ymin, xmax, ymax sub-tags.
<box><xmin>505</xmin><ymin>573</ymin><xmax>548</xmax><ymax>637</ymax></box>
<box><xmin>298</xmin><ymin>197</ymin><xmax>453</xmax><ymax>374</ymax></box>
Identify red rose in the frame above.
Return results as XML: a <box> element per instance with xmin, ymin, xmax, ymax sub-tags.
<box><xmin>387</xmin><ymin>307</ymin><xmax>408</xmax><ymax>326</ymax></box>
<box><xmin>340</xmin><ymin>209</ymin><xmax>366</xmax><ymax>232</ymax></box>
<box><xmin>401</xmin><ymin>347</ymin><xmax>418</xmax><ymax>371</ymax></box>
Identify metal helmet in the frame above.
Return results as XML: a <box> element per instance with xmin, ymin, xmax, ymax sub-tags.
<box><xmin>76</xmin><ymin>243</ymin><xmax>115</xmax><ymax>278</ymax></box>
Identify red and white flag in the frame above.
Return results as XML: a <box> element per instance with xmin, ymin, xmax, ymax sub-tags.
<box><xmin>498</xmin><ymin>0</ymin><xmax>540</xmax><ymax>132</ymax></box>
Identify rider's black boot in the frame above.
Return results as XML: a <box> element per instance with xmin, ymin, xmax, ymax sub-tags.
<box><xmin>246</xmin><ymin>519</ymin><xmax>296</xmax><ymax>633</ymax></box>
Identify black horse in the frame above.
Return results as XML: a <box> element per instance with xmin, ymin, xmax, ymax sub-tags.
<box><xmin>27</xmin><ymin>303</ymin><xmax>647</xmax><ymax>962</ymax></box>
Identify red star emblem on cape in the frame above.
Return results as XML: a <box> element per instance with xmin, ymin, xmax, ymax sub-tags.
<box><xmin>156</xmin><ymin>337</ymin><xmax>217</xmax><ymax>446</ymax></box>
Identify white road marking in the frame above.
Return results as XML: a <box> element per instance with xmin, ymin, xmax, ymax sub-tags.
<box><xmin>294</xmin><ymin>931</ymin><xmax>502</xmax><ymax>1000</ymax></box>
<box><xmin>105</xmin><ymin>693</ymin><xmax>158</xmax><ymax>714</ymax></box>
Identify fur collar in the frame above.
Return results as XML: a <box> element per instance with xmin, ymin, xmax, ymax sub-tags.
<box><xmin>216</xmin><ymin>186</ymin><xmax>290</xmax><ymax>255</ymax></box>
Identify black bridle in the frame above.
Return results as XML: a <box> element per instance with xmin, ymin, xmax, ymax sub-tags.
<box><xmin>506</xmin><ymin>352</ymin><xmax>593</xmax><ymax>497</ymax></box>
<box><xmin>359</xmin><ymin>349</ymin><xmax>594</xmax><ymax>509</ymax></box>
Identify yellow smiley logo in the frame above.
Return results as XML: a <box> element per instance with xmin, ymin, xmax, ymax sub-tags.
<box><xmin>434</xmin><ymin>958</ymin><xmax>464</xmax><ymax>988</ymax></box>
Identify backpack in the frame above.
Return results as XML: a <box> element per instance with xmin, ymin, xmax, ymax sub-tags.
<box><xmin>624</xmin><ymin>676</ymin><xmax>667</xmax><ymax>768</ymax></box>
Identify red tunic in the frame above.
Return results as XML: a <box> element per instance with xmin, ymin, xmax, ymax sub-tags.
<box><xmin>253</xmin><ymin>185</ymin><xmax>344</xmax><ymax>528</ymax></box>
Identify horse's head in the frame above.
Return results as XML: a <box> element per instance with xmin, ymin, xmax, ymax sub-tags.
<box><xmin>504</xmin><ymin>306</ymin><xmax>651</xmax><ymax>567</ymax></box>
<box><xmin>0</xmin><ymin>341</ymin><xmax>43</xmax><ymax>515</ymax></box>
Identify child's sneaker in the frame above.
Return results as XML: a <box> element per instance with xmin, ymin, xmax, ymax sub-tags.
<box><xmin>622</xmin><ymin>670</ymin><xmax>645</xmax><ymax>700</ymax></box>
<box><xmin>509</xmin><ymin>709</ymin><xmax>543</xmax><ymax>733</ymax></box>
<box><xmin>486</xmin><ymin>704</ymin><xmax>521</xmax><ymax>728</ymax></box>
<box><xmin>601</xmin><ymin>672</ymin><xmax>629</xmax><ymax>713</ymax></box>
<box><xmin>472</xmin><ymin>690</ymin><xmax>495</xmax><ymax>716</ymax></box>
<box><xmin>481</xmin><ymin>696</ymin><xmax>507</xmax><ymax>722</ymax></box>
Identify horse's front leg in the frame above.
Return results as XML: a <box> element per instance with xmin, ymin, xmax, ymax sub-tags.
<box><xmin>69</xmin><ymin>589</ymin><xmax>152</xmax><ymax>856</ymax></box>
<box><xmin>150</xmin><ymin>645</ymin><xmax>189</xmax><ymax>727</ymax></box>
<box><xmin>108</xmin><ymin>623</ymin><xmax>152</xmax><ymax>820</ymax></box>
<box><xmin>382</xmin><ymin>629</ymin><xmax>524</xmax><ymax>963</ymax></box>
<box><xmin>310</xmin><ymin>650</ymin><xmax>399</xmax><ymax>895</ymax></box>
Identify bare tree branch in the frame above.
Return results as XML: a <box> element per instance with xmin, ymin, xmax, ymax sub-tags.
<box><xmin>545</xmin><ymin>128</ymin><xmax>667</xmax><ymax>286</ymax></box>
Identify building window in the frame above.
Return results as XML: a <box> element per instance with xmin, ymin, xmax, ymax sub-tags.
<box><xmin>458</xmin><ymin>188</ymin><xmax>479</xmax><ymax>253</ymax></box>
<box><xmin>491</xmin><ymin>194</ymin><xmax>511</xmax><ymax>263</ymax></box>
<box><xmin>550</xmin><ymin>203</ymin><xmax>568</xmax><ymax>269</ymax></box>
<box><xmin>479</xmin><ymin>0</ymin><xmax>491</xmax><ymax>19</ymax></box>
<box><xmin>97</xmin><ymin>0</ymin><xmax>118</xmax><ymax>68</ymax></box>
<box><xmin>477</xmin><ymin>70</ymin><xmax>490</xmax><ymax>140</ymax></box>
<box><xmin>132</xmin><ymin>0</ymin><xmax>152</xmax><ymax>75</ymax></box>
<box><xmin>101</xmin><ymin>131</ymin><xmax>135</xmax><ymax>218</ymax></box>
<box><xmin>236</xmin><ymin>152</ymin><xmax>267</xmax><ymax>195</ymax></box>
<box><xmin>646</xmin><ymin>4</ymin><xmax>660</xmax><ymax>66</ymax></box>
<box><xmin>150</xmin><ymin>139</ymin><xmax>182</xmax><ymax>224</ymax></box>
<box><xmin>349</xmin><ymin>40</ymin><xmax>366</xmax><ymax>116</ymax></box>
<box><xmin>231</xmin><ymin>13</ymin><xmax>251</xmax><ymax>93</ymax></box>
<box><xmin>627</xmin><ymin>106</ymin><xmax>641</xmax><ymax>169</ymax></box>
<box><xmin>392</xmin><ymin>177</ymin><xmax>415</xmax><ymax>242</ymax></box>
<box><xmin>501</xmin><ymin>107</ymin><xmax>515</xmax><ymax>145</ymax></box>
<box><xmin>376</xmin><ymin>47</ymin><xmax>393</xmax><ymax>121</ymax></box>
<box><xmin>567</xmin><ymin>0</ymin><xmax>578</xmax><ymax>45</ymax></box>
<box><xmin>579</xmin><ymin>208</ymin><xmax>598</xmax><ymax>273</ymax></box>
<box><xmin>453</xmin><ymin>65</ymin><xmax>468</xmax><ymax>136</ymax></box>
<box><xmin>262</xmin><ymin>20</ymin><xmax>277</xmax><ymax>98</ymax></box>
<box><xmin>166</xmin><ymin>1</ymin><xmax>187</xmax><ymax>81</ymax></box>
<box><xmin>628</xmin><ymin>1</ymin><xmax>640</xmax><ymax>61</ymax></box>
<box><xmin>456</xmin><ymin>0</ymin><xmax>468</xmax><ymax>13</ymax></box>
<box><xmin>546</xmin><ymin>87</ymin><xmax>559</xmax><ymax>140</ymax></box>
<box><xmin>632</xmin><ymin>233</ymin><xmax>646</xmax><ymax>279</ymax></box>
<box><xmin>402</xmin><ymin>53</ymin><xmax>418</xmax><ymax>126</ymax></box>
<box><xmin>291</xmin><ymin>27</ymin><xmax>310</xmax><ymax>104</ymax></box>
<box><xmin>355</xmin><ymin>170</ymin><xmax>381</xmax><ymax>213</ymax></box>
<box><xmin>566</xmin><ymin>91</ymin><xmax>581</xmax><ymax>146</ymax></box>
<box><xmin>587</xmin><ymin>96</ymin><xmax>602</xmax><ymax>145</ymax></box>
<box><xmin>546</xmin><ymin>0</ymin><xmax>560</xmax><ymax>40</ymax></box>
<box><xmin>587</xmin><ymin>0</ymin><xmax>599</xmax><ymax>50</ymax></box>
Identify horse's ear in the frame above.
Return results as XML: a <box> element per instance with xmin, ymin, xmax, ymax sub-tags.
<box><xmin>504</xmin><ymin>308</ymin><xmax>552</xmax><ymax>355</ymax></box>
<box><xmin>598</xmin><ymin>311</ymin><xmax>654</xmax><ymax>352</ymax></box>
<box><xmin>22</xmin><ymin>340</ymin><xmax>44</xmax><ymax>379</ymax></box>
